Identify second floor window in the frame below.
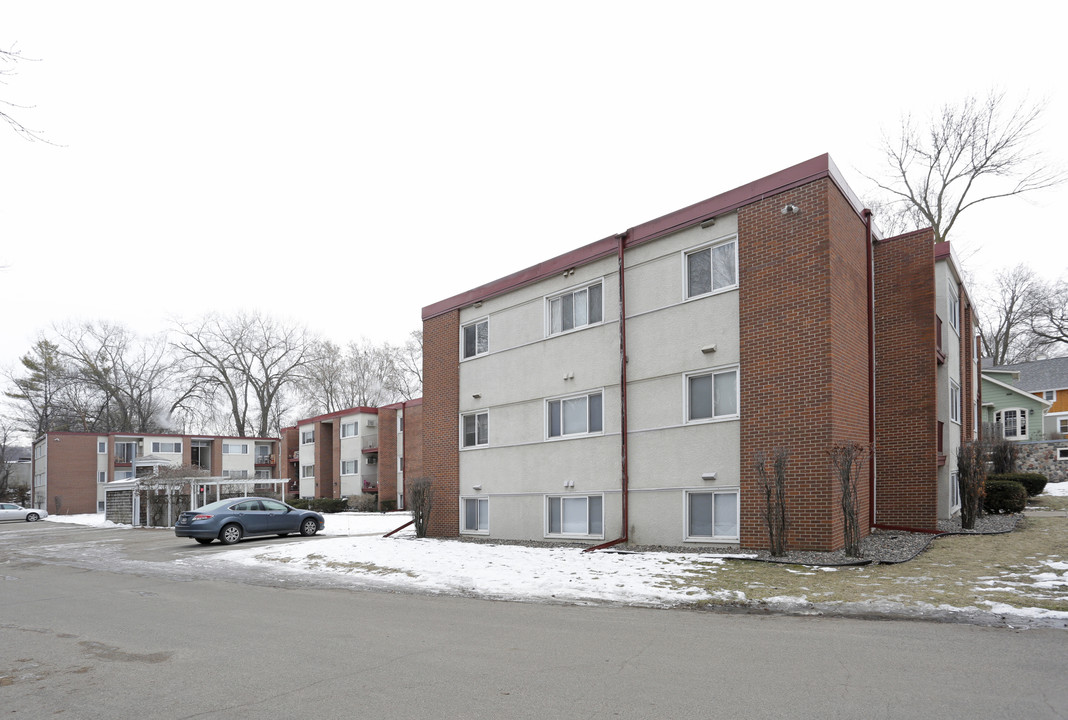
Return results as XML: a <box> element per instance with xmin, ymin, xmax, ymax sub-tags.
<box><xmin>341</xmin><ymin>459</ymin><xmax>358</xmax><ymax>475</ymax></box>
<box><xmin>301</xmin><ymin>430</ymin><xmax>314</xmax><ymax>444</ymax></box>
<box><xmin>548</xmin><ymin>282</ymin><xmax>602</xmax><ymax>335</ymax></box>
<box><xmin>686</xmin><ymin>238</ymin><xmax>738</xmax><ymax>298</ymax></box>
<box><xmin>341</xmin><ymin>421</ymin><xmax>358</xmax><ymax>438</ymax></box>
<box><xmin>548</xmin><ymin>392</ymin><xmax>603</xmax><ymax>438</ymax></box>
<box><xmin>462</xmin><ymin>412</ymin><xmax>488</xmax><ymax>448</ymax></box>
<box><xmin>462</xmin><ymin>319</ymin><xmax>488</xmax><ymax>359</ymax></box>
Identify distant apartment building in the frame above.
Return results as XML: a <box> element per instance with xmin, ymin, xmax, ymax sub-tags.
<box><xmin>282</xmin><ymin>407</ymin><xmax>381</xmax><ymax>500</ymax></box>
<box><xmin>30</xmin><ymin>432</ymin><xmax>282</xmax><ymax>514</ymax></box>
<box><xmin>420</xmin><ymin>154</ymin><xmax>978</xmax><ymax>552</ymax></box>
<box><xmin>376</xmin><ymin>398</ymin><xmax>424</xmax><ymax>510</ymax></box>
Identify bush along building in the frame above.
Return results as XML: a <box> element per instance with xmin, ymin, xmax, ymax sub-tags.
<box><xmin>420</xmin><ymin>154</ymin><xmax>978</xmax><ymax>552</ymax></box>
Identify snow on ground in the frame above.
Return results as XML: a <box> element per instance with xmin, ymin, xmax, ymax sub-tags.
<box><xmin>46</xmin><ymin>513</ymin><xmax>124</xmax><ymax>528</ymax></box>
<box><xmin>1043</xmin><ymin>481</ymin><xmax>1068</xmax><ymax>497</ymax></box>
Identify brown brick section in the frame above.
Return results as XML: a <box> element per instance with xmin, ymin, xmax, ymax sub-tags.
<box><xmin>738</xmin><ymin>178</ymin><xmax>871</xmax><ymax>551</ymax></box>
<box><xmin>38</xmin><ymin>434</ymin><xmax>100</xmax><ymax>515</ymax></box>
<box><xmin>872</xmin><ymin>230</ymin><xmax>938</xmax><ymax>530</ymax></box>
<box><xmin>378</xmin><ymin>408</ymin><xmax>398</xmax><ymax>508</ymax></box>
<box><xmin>279</xmin><ymin>427</ymin><xmax>299</xmax><ymax>498</ymax></box>
<box><xmin>403</xmin><ymin>403</ymin><xmax>425</xmax><ymax>484</ymax></box>
<box><xmin>422</xmin><ymin>311</ymin><xmax>460</xmax><ymax>536</ymax></box>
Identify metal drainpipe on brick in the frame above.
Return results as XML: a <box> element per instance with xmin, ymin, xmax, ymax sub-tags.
<box><xmin>864</xmin><ymin>208</ymin><xmax>877</xmax><ymax>528</ymax></box>
<box><xmin>586</xmin><ymin>231</ymin><xmax>630</xmax><ymax>552</ymax></box>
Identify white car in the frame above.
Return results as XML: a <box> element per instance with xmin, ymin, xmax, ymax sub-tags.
<box><xmin>0</xmin><ymin>503</ymin><xmax>48</xmax><ymax>522</ymax></box>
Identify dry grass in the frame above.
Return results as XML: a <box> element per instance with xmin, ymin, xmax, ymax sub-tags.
<box><xmin>672</xmin><ymin>517</ymin><xmax>1068</xmax><ymax>615</ymax></box>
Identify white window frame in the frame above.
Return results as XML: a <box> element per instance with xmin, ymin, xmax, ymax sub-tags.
<box><xmin>545</xmin><ymin>494</ymin><xmax>604</xmax><ymax>538</ymax></box>
<box><xmin>340</xmin><ymin>421</ymin><xmax>358</xmax><ymax>438</ymax></box>
<box><xmin>546</xmin><ymin>280</ymin><xmax>604</xmax><ymax>337</ymax></box>
<box><xmin>461</xmin><ymin>496</ymin><xmax>489</xmax><ymax>535</ymax></box>
<box><xmin>546</xmin><ymin>390</ymin><xmax>604</xmax><ymax>440</ymax></box>
<box><xmin>685</xmin><ymin>367</ymin><xmax>740</xmax><ymax>423</ymax></box>
<box><xmin>301</xmin><ymin>465</ymin><xmax>314</xmax><ymax>479</ymax></box>
<box><xmin>98</xmin><ymin>471</ymin><xmax>106</xmax><ymax>484</ymax></box>
<box><xmin>1043</xmin><ymin>390</ymin><xmax>1056</xmax><ymax>402</ymax></box>
<box><xmin>949</xmin><ymin>380</ymin><xmax>961</xmax><ymax>424</ymax></box>
<box><xmin>222</xmin><ymin>469</ymin><xmax>249</xmax><ymax>479</ymax></box>
<box><xmin>97</xmin><ymin>441</ymin><xmax>107</xmax><ymax>454</ymax></box>
<box><xmin>1059</xmin><ymin>417</ymin><xmax>1068</xmax><ymax>435</ymax></box>
<box><xmin>685</xmin><ymin>489</ymin><xmax>740</xmax><ymax>541</ymax></box>
<box><xmin>996</xmin><ymin>408</ymin><xmax>1028</xmax><ymax>440</ymax></box>
<box><xmin>461</xmin><ymin>411</ymin><xmax>489</xmax><ymax>449</ymax></box>
<box><xmin>341</xmin><ymin>459</ymin><xmax>358</xmax><ymax>475</ymax></box>
<box><xmin>222</xmin><ymin>443</ymin><xmax>249</xmax><ymax>455</ymax></box>
<box><xmin>948</xmin><ymin>280</ymin><xmax>960</xmax><ymax>334</ymax></box>
<box><xmin>1058</xmin><ymin>448</ymin><xmax>1068</xmax><ymax>461</ymax></box>
<box><xmin>949</xmin><ymin>471</ymin><xmax>961</xmax><ymax>511</ymax></box>
<box><xmin>300</xmin><ymin>430</ymin><xmax>315</xmax><ymax>445</ymax></box>
<box><xmin>151</xmin><ymin>441</ymin><xmax>182</xmax><ymax>454</ymax></box>
<box><xmin>461</xmin><ymin>318</ymin><xmax>489</xmax><ymax>360</ymax></box>
<box><xmin>684</xmin><ymin>236</ymin><xmax>739</xmax><ymax>300</ymax></box>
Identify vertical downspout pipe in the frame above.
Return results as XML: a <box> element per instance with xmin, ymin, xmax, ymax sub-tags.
<box><xmin>585</xmin><ymin>232</ymin><xmax>630</xmax><ymax>552</ymax></box>
<box><xmin>863</xmin><ymin>209</ymin><xmax>877</xmax><ymax>528</ymax></box>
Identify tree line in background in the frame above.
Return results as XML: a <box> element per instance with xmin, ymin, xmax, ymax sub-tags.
<box><xmin>1</xmin><ymin>312</ymin><xmax>422</xmax><ymax>440</ymax></box>
<box><xmin>976</xmin><ymin>266</ymin><xmax>1068</xmax><ymax>365</ymax></box>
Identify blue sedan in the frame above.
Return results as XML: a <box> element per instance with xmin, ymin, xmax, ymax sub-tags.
<box><xmin>175</xmin><ymin>497</ymin><xmax>324</xmax><ymax>545</ymax></box>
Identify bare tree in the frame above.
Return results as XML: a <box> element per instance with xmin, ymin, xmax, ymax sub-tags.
<box><xmin>1030</xmin><ymin>279</ymin><xmax>1068</xmax><ymax>352</ymax></box>
<box><xmin>4</xmin><ymin>339</ymin><xmax>74</xmax><ymax>435</ymax></box>
<box><xmin>868</xmin><ymin>91</ymin><xmax>1065</xmax><ymax>244</ymax></box>
<box><xmin>388</xmin><ymin>330</ymin><xmax>423</xmax><ymax>401</ymax></box>
<box><xmin>407</xmin><ymin>477</ymin><xmax>433</xmax><ymax>538</ymax></box>
<box><xmin>754</xmin><ymin>449</ymin><xmax>788</xmax><ymax>557</ymax></box>
<box><xmin>1</xmin><ymin>45</ymin><xmax>51</xmax><ymax>143</ymax></box>
<box><xmin>296</xmin><ymin>334</ymin><xmax>421</xmax><ymax>418</ymax></box>
<box><xmin>978</xmin><ymin>264</ymin><xmax>1048</xmax><ymax>365</ymax></box>
<box><xmin>829</xmin><ymin>443</ymin><xmax>866</xmax><ymax>557</ymax></box>
<box><xmin>174</xmin><ymin>312</ymin><xmax>319</xmax><ymax>437</ymax></box>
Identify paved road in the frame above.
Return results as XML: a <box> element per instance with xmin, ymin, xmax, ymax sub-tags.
<box><xmin>2</xmin><ymin>521</ymin><xmax>1066</xmax><ymax>719</ymax></box>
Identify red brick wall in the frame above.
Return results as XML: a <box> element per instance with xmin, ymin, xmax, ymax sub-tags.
<box><xmin>422</xmin><ymin>311</ymin><xmax>460</xmax><ymax>537</ymax></box>
<box><xmin>377</xmin><ymin>408</ymin><xmax>398</xmax><ymax>508</ymax></box>
<box><xmin>279</xmin><ymin>427</ymin><xmax>299</xmax><ymax>497</ymax></box>
<box><xmin>738</xmin><ymin>178</ymin><xmax>871</xmax><ymax>551</ymax></box>
<box><xmin>314</xmin><ymin>421</ymin><xmax>336</xmax><ymax>498</ymax></box>
<box><xmin>40</xmin><ymin>434</ymin><xmax>100</xmax><ymax>515</ymax></box>
<box><xmin>404</xmin><ymin>403</ymin><xmax>425</xmax><ymax>483</ymax></box>
<box><xmin>873</xmin><ymin>229</ymin><xmax>938</xmax><ymax>530</ymax></box>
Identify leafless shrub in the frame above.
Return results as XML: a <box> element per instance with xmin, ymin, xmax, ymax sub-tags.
<box><xmin>754</xmin><ymin>449</ymin><xmax>789</xmax><ymax>557</ymax></box>
<box><xmin>830</xmin><ymin>443</ymin><xmax>867</xmax><ymax>557</ymax></box>
<box><xmin>407</xmin><ymin>478</ymin><xmax>433</xmax><ymax>538</ymax></box>
<box><xmin>957</xmin><ymin>441</ymin><xmax>987</xmax><ymax>530</ymax></box>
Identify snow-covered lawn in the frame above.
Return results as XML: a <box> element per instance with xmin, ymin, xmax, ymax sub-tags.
<box><xmin>44</xmin><ymin>501</ymin><xmax>1068</xmax><ymax>625</ymax></box>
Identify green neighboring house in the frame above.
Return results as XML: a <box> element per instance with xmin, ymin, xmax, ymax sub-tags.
<box><xmin>981</xmin><ymin>369</ymin><xmax>1052</xmax><ymax>441</ymax></box>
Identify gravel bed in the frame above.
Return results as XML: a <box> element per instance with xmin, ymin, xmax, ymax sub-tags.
<box><xmin>453</xmin><ymin>513</ymin><xmax>1022</xmax><ymax>566</ymax></box>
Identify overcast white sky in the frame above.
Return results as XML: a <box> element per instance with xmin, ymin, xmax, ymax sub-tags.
<box><xmin>3</xmin><ymin>2</ymin><xmax>1066</xmax><ymax>378</ymax></box>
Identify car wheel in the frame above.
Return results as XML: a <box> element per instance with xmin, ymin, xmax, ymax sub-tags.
<box><xmin>26</xmin><ymin>513</ymin><xmax>40</xmax><ymax>522</ymax></box>
<box><xmin>219</xmin><ymin>524</ymin><xmax>243</xmax><ymax>545</ymax></box>
<box><xmin>195</xmin><ymin>538</ymin><xmax>213</xmax><ymax>545</ymax></box>
<box><xmin>299</xmin><ymin>518</ymin><xmax>319</xmax><ymax>537</ymax></box>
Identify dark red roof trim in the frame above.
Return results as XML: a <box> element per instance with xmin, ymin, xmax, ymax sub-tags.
<box><xmin>423</xmin><ymin>154</ymin><xmax>868</xmax><ymax>320</ymax></box>
<box><xmin>296</xmin><ymin>406</ymin><xmax>380</xmax><ymax>426</ymax></box>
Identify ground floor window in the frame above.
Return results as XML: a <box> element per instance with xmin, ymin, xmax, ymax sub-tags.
<box><xmin>996</xmin><ymin>408</ymin><xmax>1027</xmax><ymax>439</ymax></box>
<box><xmin>462</xmin><ymin>497</ymin><xmax>488</xmax><ymax>533</ymax></box>
<box><xmin>97</xmin><ymin>501</ymin><xmax>105</xmax><ymax>512</ymax></box>
<box><xmin>686</xmin><ymin>490</ymin><xmax>739</xmax><ymax>540</ymax></box>
<box><xmin>1058</xmin><ymin>448</ymin><xmax>1068</xmax><ymax>461</ymax></box>
<box><xmin>950</xmin><ymin>471</ymin><xmax>960</xmax><ymax>510</ymax></box>
<box><xmin>547</xmin><ymin>495</ymin><xmax>603</xmax><ymax>537</ymax></box>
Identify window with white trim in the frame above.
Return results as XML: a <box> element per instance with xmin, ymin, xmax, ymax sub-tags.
<box><xmin>341</xmin><ymin>459</ymin><xmax>358</xmax><ymax>475</ymax></box>
<box><xmin>301</xmin><ymin>465</ymin><xmax>314</xmax><ymax>479</ymax></box>
<box><xmin>948</xmin><ymin>281</ymin><xmax>960</xmax><ymax>333</ymax></box>
<box><xmin>301</xmin><ymin>430</ymin><xmax>314</xmax><ymax>445</ymax></box>
<box><xmin>547</xmin><ymin>391</ymin><xmax>603</xmax><ymax>438</ymax></box>
<box><xmin>341</xmin><ymin>421</ymin><xmax>358</xmax><ymax>438</ymax></box>
<box><xmin>151</xmin><ymin>441</ymin><xmax>182</xmax><ymax>454</ymax></box>
<box><xmin>687</xmin><ymin>368</ymin><xmax>739</xmax><ymax>421</ymax></box>
<box><xmin>462</xmin><ymin>412</ymin><xmax>488</xmax><ymax>448</ymax></box>
<box><xmin>996</xmin><ymin>408</ymin><xmax>1028</xmax><ymax>439</ymax></box>
<box><xmin>34</xmin><ymin>442</ymin><xmax>44</xmax><ymax>459</ymax></box>
<box><xmin>686</xmin><ymin>238</ymin><xmax>738</xmax><ymax>298</ymax></box>
<box><xmin>462</xmin><ymin>318</ymin><xmax>489</xmax><ymax>359</ymax></box>
<box><xmin>222</xmin><ymin>470</ymin><xmax>248</xmax><ymax>479</ymax></box>
<box><xmin>546</xmin><ymin>495</ymin><xmax>603</xmax><ymax>537</ymax></box>
<box><xmin>98</xmin><ymin>471</ymin><xmax>106</xmax><ymax>483</ymax></box>
<box><xmin>254</xmin><ymin>469</ymin><xmax>271</xmax><ymax>480</ymax></box>
<box><xmin>1058</xmin><ymin>448</ymin><xmax>1068</xmax><ymax>461</ymax></box>
<box><xmin>548</xmin><ymin>281</ymin><xmax>603</xmax><ymax>336</ymax></box>
<box><xmin>223</xmin><ymin>443</ymin><xmax>248</xmax><ymax>455</ymax></box>
<box><xmin>950</xmin><ymin>471</ymin><xmax>960</xmax><ymax>510</ymax></box>
<box><xmin>462</xmin><ymin>497</ymin><xmax>489</xmax><ymax>534</ymax></box>
<box><xmin>97</xmin><ymin>441</ymin><xmax>107</xmax><ymax>454</ymax></box>
<box><xmin>1044</xmin><ymin>390</ymin><xmax>1056</xmax><ymax>402</ymax></box>
<box><xmin>1059</xmin><ymin>418</ymin><xmax>1068</xmax><ymax>435</ymax></box>
<box><xmin>949</xmin><ymin>380</ymin><xmax>961</xmax><ymax>424</ymax></box>
<box><xmin>686</xmin><ymin>490</ymin><xmax>739</xmax><ymax>540</ymax></box>
<box><xmin>97</xmin><ymin>501</ymin><xmax>105</xmax><ymax>513</ymax></box>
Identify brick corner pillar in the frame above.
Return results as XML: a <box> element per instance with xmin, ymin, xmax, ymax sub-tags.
<box><xmin>738</xmin><ymin>177</ymin><xmax>871</xmax><ymax>552</ymax></box>
<box><xmin>377</xmin><ymin>408</ymin><xmax>398</xmax><ymax>510</ymax></box>
<box><xmin>422</xmin><ymin>310</ymin><xmax>460</xmax><ymax>537</ymax></box>
<box><xmin>873</xmin><ymin>228</ymin><xmax>939</xmax><ymax>531</ymax></box>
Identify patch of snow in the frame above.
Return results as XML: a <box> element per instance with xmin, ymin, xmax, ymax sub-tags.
<box><xmin>1042</xmin><ymin>482</ymin><xmax>1068</xmax><ymax>497</ymax></box>
<box><xmin>45</xmin><ymin>514</ymin><xmax>126</xmax><ymax>528</ymax></box>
